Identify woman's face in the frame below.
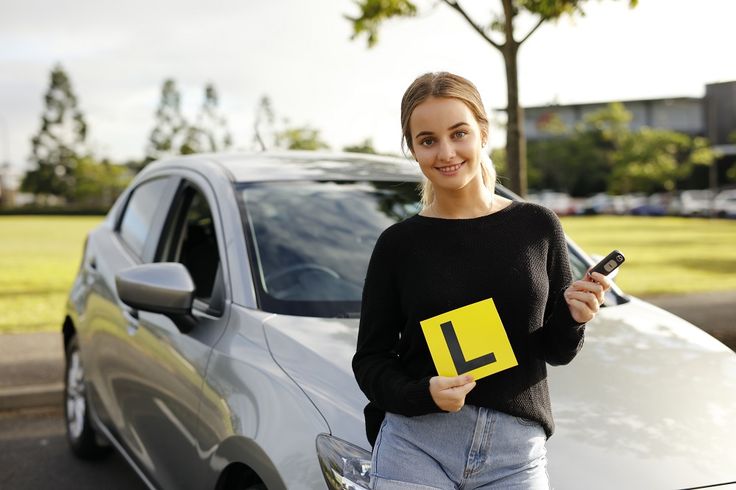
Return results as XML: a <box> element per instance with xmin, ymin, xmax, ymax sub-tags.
<box><xmin>409</xmin><ymin>96</ymin><xmax>485</xmax><ymax>194</ymax></box>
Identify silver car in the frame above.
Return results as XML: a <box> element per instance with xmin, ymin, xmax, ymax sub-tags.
<box><xmin>63</xmin><ymin>152</ymin><xmax>736</xmax><ymax>489</ymax></box>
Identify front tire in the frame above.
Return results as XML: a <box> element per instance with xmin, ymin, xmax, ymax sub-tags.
<box><xmin>64</xmin><ymin>335</ymin><xmax>110</xmax><ymax>459</ymax></box>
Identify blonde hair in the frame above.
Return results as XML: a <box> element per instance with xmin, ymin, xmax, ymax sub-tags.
<box><xmin>400</xmin><ymin>72</ymin><xmax>495</xmax><ymax>207</ymax></box>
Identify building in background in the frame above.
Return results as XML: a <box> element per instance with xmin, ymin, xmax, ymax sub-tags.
<box><xmin>525</xmin><ymin>81</ymin><xmax>735</xmax><ymax>150</ymax></box>
<box><xmin>522</xmin><ymin>80</ymin><xmax>736</xmax><ymax>191</ymax></box>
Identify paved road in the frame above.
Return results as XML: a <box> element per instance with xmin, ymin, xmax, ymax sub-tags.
<box><xmin>0</xmin><ymin>407</ymin><xmax>146</xmax><ymax>490</ymax></box>
<box><xmin>643</xmin><ymin>290</ymin><xmax>736</xmax><ymax>351</ymax></box>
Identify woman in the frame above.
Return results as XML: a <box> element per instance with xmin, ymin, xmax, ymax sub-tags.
<box><xmin>352</xmin><ymin>72</ymin><xmax>611</xmax><ymax>489</ymax></box>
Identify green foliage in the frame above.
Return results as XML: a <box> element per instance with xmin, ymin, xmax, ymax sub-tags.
<box><xmin>253</xmin><ymin>94</ymin><xmax>330</xmax><ymax>151</ymax></box>
<box><xmin>145</xmin><ymin>79</ymin><xmax>188</xmax><ymax>163</ymax></box>
<box><xmin>490</xmin><ymin>147</ymin><xmax>508</xmax><ymax>180</ymax></box>
<box><xmin>346</xmin><ymin>0</ymin><xmax>417</xmax><ymax>47</ymax></box>
<box><xmin>21</xmin><ymin>64</ymin><xmax>88</xmax><ymax>201</ymax></box>
<box><xmin>343</xmin><ymin>138</ymin><xmax>378</xmax><ymax>154</ymax></box>
<box><xmin>527</xmin><ymin>132</ymin><xmax>608</xmax><ymax>195</ymax></box>
<box><xmin>609</xmin><ymin>131</ymin><xmax>715</xmax><ymax>194</ymax></box>
<box><xmin>71</xmin><ymin>156</ymin><xmax>132</xmax><ymax>208</ymax></box>
<box><xmin>276</xmin><ymin>126</ymin><xmax>330</xmax><ymax>151</ymax></box>
<box><xmin>528</xmin><ymin>103</ymin><xmax>715</xmax><ymax>196</ymax></box>
<box><xmin>181</xmin><ymin>83</ymin><xmax>233</xmax><ymax>154</ymax></box>
<box><xmin>518</xmin><ymin>0</ymin><xmax>583</xmax><ymax>19</ymax></box>
<box><xmin>728</xmin><ymin>166</ymin><xmax>736</xmax><ymax>182</ymax></box>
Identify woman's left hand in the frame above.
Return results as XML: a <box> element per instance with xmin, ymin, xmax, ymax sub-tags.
<box><xmin>564</xmin><ymin>271</ymin><xmax>612</xmax><ymax>323</ymax></box>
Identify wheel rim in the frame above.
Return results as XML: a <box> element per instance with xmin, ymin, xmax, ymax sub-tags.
<box><xmin>66</xmin><ymin>350</ymin><xmax>86</xmax><ymax>439</ymax></box>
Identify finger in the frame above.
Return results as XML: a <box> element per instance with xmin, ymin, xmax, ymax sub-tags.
<box><xmin>449</xmin><ymin>381</ymin><xmax>476</xmax><ymax>396</ymax></box>
<box><xmin>571</xmin><ymin>280</ymin><xmax>604</xmax><ymax>296</ymax></box>
<box><xmin>589</xmin><ymin>272</ymin><xmax>612</xmax><ymax>290</ymax></box>
<box><xmin>566</xmin><ymin>290</ymin><xmax>600</xmax><ymax>312</ymax></box>
<box><xmin>567</xmin><ymin>298</ymin><xmax>594</xmax><ymax>323</ymax></box>
<box><xmin>434</xmin><ymin>375</ymin><xmax>474</xmax><ymax>390</ymax></box>
<box><xmin>571</xmin><ymin>281</ymin><xmax>605</xmax><ymax>303</ymax></box>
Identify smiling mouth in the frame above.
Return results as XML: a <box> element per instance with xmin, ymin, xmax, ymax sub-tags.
<box><xmin>435</xmin><ymin>162</ymin><xmax>464</xmax><ymax>174</ymax></box>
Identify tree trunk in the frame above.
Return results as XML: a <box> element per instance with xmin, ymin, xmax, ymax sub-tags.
<box><xmin>502</xmin><ymin>0</ymin><xmax>527</xmax><ymax>197</ymax></box>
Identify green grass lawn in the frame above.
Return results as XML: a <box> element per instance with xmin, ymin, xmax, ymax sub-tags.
<box><xmin>0</xmin><ymin>216</ymin><xmax>103</xmax><ymax>334</ymax></box>
<box><xmin>560</xmin><ymin>215</ymin><xmax>736</xmax><ymax>297</ymax></box>
<box><xmin>1</xmin><ymin>215</ymin><xmax>735</xmax><ymax>334</ymax></box>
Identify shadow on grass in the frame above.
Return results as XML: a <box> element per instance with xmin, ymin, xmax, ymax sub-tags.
<box><xmin>0</xmin><ymin>289</ymin><xmax>68</xmax><ymax>297</ymax></box>
<box><xmin>676</xmin><ymin>258</ymin><xmax>736</xmax><ymax>274</ymax></box>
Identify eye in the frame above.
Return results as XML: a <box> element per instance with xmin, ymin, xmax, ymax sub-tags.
<box><xmin>453</xmin><ymin>130</ymin><xmax>468</xmax><ymax>139</ymax></box>
<box><xmin>420</xmin><ymin>138</ymin><xmax>434</xmax><ymax>147</ymax></box>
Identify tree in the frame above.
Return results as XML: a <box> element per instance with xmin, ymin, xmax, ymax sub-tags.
<box><xmin>609</xmin><ymin>129</ymin><xmax>715</xmax><ymax>194</ymax></box>
<box><xmin>21</xmin><ymin>64</ymin><xmax>88</xmax><ymax>202</ymax></box>
<box><xmin>275</xmin><ymin>126</ymin><xmax>330</xmax><ymax>151</ymax></box>
<box><xmin>343</xmin><ymin>138</ymin><xmax>378</xmax><ymax>154</ymax></box>
<box><xmin>347</xmin><ymin>0</ymin><xmax>638</xmax><ymax>197</ymax></box>
<box><xmin>252</xmin><ymin>95</ymin><xmax>330</xmax><ymax>151</ymax></box>
<box><xmin>145</xmin><ymin>79</ymin><xmax>188</xmax><ymax>163</ymax></box>
<box><xmin>72</xmin><ymin>156</ymin><xmax>132</xmax><ymax>208</ymax></box>
<box><xmin>181</xmin><ymin>83</ymin><xmax>233</xmax><ymax>154</ymax></box>
<box><xmin>253</xmin><ymin>95</ymin><xmax>277</xmax><ymax>150</ymax></box>
<box><xmin>526</xmin><ymin>103</ymin><xmax>716</xmax><ymax>195</ymax></box>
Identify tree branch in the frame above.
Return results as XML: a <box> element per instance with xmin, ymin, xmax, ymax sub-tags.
<box><xmin>442</xmin><ymin>0</ymin><xmax>503</xmax><ymax>51</ymax></box>
<box><xmin>518</xmin><ymin>16</ymin><xmax>545</xmax><ymax>46</ymax></box>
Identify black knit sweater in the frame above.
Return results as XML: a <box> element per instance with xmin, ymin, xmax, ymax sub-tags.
<box><xmin>352</xmin><ymin>200</ymin><xmax>585</xmax><ymax>446</ymax></box>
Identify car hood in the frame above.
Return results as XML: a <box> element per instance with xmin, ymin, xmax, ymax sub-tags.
<box><xmin>263</xmin><ymin>298</ymin><xmax>736</xmax><ymax>488</ymax></box>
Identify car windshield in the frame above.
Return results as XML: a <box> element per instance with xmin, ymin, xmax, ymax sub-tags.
<box><xmin>237</xmin><ymin>180</ymin><xmax>422</xmax><ymax>317</ymax></box>
<box><xmin>237</xmin><ymin>180</ymin><xmax>616</xmax><ymax>317</ymax></box>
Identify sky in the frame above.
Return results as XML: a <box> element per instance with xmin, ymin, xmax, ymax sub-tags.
<box><xmin>1</xmin><ymin>0</ymin><xmax>735</xmax><ymax>174</ymax></box>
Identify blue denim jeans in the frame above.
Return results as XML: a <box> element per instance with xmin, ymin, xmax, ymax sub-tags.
<box><xmin>370</xmin><ymin>405</ymin><xmax>549</xmax><ymax>489</ymax></box>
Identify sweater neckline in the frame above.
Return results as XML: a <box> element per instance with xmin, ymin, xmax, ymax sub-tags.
<box><xmin>411</xmin><ymin>200</ymin><xmax>521</xmax><ymax>223</ymax></box>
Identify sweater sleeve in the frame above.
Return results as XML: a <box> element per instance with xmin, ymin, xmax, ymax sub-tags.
<box><xmin>541</xmin><ymin>213</ymin><xmax>586</xmax><ymax>366</ymax></box>
<box><xmin>352</xmin><ymin>231</ymin><xmax>442</xmax><ymax>416</ymax></box>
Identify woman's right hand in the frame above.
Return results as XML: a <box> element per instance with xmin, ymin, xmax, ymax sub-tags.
<box><xmin>429</xmin><ymin>375</ymin><xmax>476</xmax><ymax>412</ymax></box>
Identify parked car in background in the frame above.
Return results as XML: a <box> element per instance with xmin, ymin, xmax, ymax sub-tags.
<box><xmin>526</xmin><ymin>190</ymin><xmax>578</xmax><ymax>216</ymax></box>
<box><xmin>629</xmin><ymin>193</ymin><xmax>668</xmax><ymax>216</ymax></box>
<box><xmin>714</xmin><ymin>189</ymin><xmax>736</xmax><ymax>218</ymax></box>
<box><xmin>678</xmin><ymin>189</ymin><xmax>715</xmax><ymax>216</ymax></box>
<box><xmin>581</xmin><ymin>193</ymin><xmax>628</xmax><ymax>215</ymax></box>
<box><xmin>62</xmin><ymin>152</ymin><xmax>736</xmax><ymax>489</ymax></box>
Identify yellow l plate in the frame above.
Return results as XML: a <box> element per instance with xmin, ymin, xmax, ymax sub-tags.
<box><xmin>420</xmin><ymin>297</ymin><xmax>518</xmax><ymax>381</ymax></box>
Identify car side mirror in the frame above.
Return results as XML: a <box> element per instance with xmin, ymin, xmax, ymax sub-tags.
<box><xmin>116</xmin><ymin>262</ymin><xmax>197</xmax><ymax>333</ymax></box>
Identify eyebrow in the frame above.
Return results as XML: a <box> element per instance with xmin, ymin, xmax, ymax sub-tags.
<box><xmin>414</xmin><ymin>122</ymin><xmax>469</xmax><ymax>139</ymax></box>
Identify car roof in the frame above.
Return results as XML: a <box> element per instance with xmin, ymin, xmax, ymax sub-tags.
<box><xmin>147</xmin><ymin>151</ymin><xmax>424</xmax><ymax>183</ymax></box>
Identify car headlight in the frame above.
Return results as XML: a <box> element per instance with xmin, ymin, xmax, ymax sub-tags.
<box><xmin>316</xmin><ymin>434</ymin><xmax>372</xmax><ymax>490</ymax></box>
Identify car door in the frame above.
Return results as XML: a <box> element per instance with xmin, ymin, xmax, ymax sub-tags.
<box><xmin>83</xmin><ymin>176</ymin><xmax>178</xmax><ymax>435</ymax></box>
<box><xmin>116</xmin><ymin>175</ymin><xmax>231</xmax><ymax>490</ymax></box>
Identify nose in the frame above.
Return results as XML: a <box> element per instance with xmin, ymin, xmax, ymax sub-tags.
<box><xmin>437</xmin><ymin>139</ymin><xmax>456</xmax><ymax>162</ymax></box>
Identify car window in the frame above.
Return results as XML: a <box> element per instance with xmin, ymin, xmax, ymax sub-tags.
<box><xmin>238</xmin><ymin>180</ymin><xmax>421</xmax><ymax>317</ymax></box>
<box><xmin>118</xmin><ymin>178</ymin><xmax>171</xmax><ymax>258</ymax></box>
<box><xmin>568</xmin><ymin>251</ymin><xmax>588</xmax><ymax>281</ymax></box>
<box><xmin>159</xmin><ymin>185</ymin><xmax>221</xmax><ymax>307</ymax></box>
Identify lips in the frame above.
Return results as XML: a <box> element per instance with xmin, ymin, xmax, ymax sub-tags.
<box><xmin>435</xmin><ymin>161</ymin><xmax>464</xmax><ymax>175</ymax></box>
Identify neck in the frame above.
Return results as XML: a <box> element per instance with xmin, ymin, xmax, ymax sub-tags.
<box><xmin>426</xmin><ymin>180</ymin><xmax>496</xmax><ymax>219</ymax></box>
